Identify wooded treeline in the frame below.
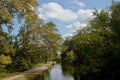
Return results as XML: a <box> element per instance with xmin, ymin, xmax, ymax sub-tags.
<box><xmin>61</xmin><ymin>1</ymin><xmax>120</xmax><ymax>80</ymax></box>
<box><xmin>0</xmin><ymin>0</ymin><xmax>62</xmax><ymax>73</ymax></box>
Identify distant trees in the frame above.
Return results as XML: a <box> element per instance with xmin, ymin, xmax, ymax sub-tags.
<box><xmin>61</xmin><ymin>1</ymin><xmax>120</xmax><ymax>80</ymax></box>
<box><xmin>0</xmin><ymin>0</ymin><xmax>62</xmax><ymax>72</ymax></box>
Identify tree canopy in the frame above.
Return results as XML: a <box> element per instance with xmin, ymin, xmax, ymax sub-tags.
<box><xmin>0</xmin><ymin>0</ymin><xmax>62</xmax><ymax>72</ymax></box>
<box><xmin>61</xmin><ymin>1</ymin><xmax>120</xmax><ymax>80</ymax></box>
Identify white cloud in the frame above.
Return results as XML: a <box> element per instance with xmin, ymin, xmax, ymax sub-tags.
<box><xmin>38</xmin><ymin>2</ymin><xmax>95</xmax><ymax>37</ymax></box>
<box><xmin>38</xmin><ymin>2</ymin><xmax>93</xmax><ymax>23</ymax></box>
<box><xmin>66</xmin><ymin>21</ymin><xmax>87</xmax><ymax>32</ymax></box>
<box><xmin>38</xmin><ymin>14</ymin><xmax>47</xmax><ymax>20</ymax></box>
<box><xmin>76</xmin><ymin>9</ymin><xmax>94</xmax><ymax>23</ymax></box>
<box><xmin>73</xmin><ymin>0</ymin><xmax>86</xmax><ymax>7</ymax></box>
<box><xmin>38</xmin><ymin>2</ymin><xmax>77</xmax><ymax>22</ymax></box>
<box><xmin>63</xmin><ymin>33</ymin><xmax>74</xmax><ymax>38</ymax></box>
<box><xmin>66</xmin><ymin>9</ymin><xmax>94</xmax><ymax>32</ymax></box>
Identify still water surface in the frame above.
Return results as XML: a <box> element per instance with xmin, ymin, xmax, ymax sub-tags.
<box><xmin>20</xmin><ymin>64</ymin><xmax>76</xmax><ymax>80</ymax></box>
<box><xmin>45</xmin><ymin>64</ymin><xmax>74</xmax><ymax>80</ymax></box>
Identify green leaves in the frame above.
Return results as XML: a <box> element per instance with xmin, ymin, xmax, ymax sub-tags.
<box><xmin>0</xmin><ymin>7</ymin><xmax>12</xmax><ymax>24</ymax></box>
<box><xmin>0</xmin><ymin>0</ymin><xmax>62</xmax><ymax>72</ymax></box>
<box><xmin>0</xmin><ymin>55</ymin><xmax>11</xmax><ymax>65</ymax></box>
<box><xmin>61</xmin><ymin>2</ymin><xmax>120</xmax><ymax>79</ymax></box>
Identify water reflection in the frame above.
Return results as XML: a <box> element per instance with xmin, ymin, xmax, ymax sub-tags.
<box><xmin>45</xmin><ymin>64</ymin><xmax>74</xmax><ymax>80</ymax></box>
<box><xmin>61</xmin><ymin>64</ymin><xmax>81</xmax><ymax>80</ymax></box>
<box><xmin>20</xmin><ymin>64</ymin><xmax>77</xmax><ymax>80</ymax></box>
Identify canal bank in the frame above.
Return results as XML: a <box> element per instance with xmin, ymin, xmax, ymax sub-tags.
<box><xmin>12</xmin><ymin>64</ymin><xmax>75</xmax><ymax>80</ymax></box>
<box><xmin>2</xmin><ymin>63</ymin><xmax>78</xmax><ymax>80</ymax></box>
<box><xmin>2</xmin><ymin>63</ymin><xmax>52</xmax><ymax>80</ymax></box>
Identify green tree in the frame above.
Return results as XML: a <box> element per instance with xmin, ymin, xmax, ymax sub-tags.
<box><xmin>61</xmin><ymin>9</ymin><xmax>115</xmax><ymax>80</ymax></box>
<box><xmin>0</xmin><ymin>0</ymin><xmax>38</xmax><ymax>71</ymax></box>
<box><xmin>0</xmin><ymin>0</ymin><xmax>62</xmax><ymax>73</ymax></box>
<box><xmin>9</xmin><ymin>20</ymin><xmax>62</xmax><ymax>71</ymax></box>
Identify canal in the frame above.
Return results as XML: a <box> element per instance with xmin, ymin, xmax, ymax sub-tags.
<box><xmin>16</xmin><ymin>64</ymin><xmax>80</xmax><ymax>80</ymax></box>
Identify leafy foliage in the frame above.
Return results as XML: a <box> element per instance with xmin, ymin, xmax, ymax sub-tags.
<box><xmin>0</xmin><ymin>0</ymin><xmax>62</xmax><ymax>72</ymax></box>
<box><xmin>61</xmin><ymin>1</ymin><xmax>120</xmax><ymax>80</ymax></box>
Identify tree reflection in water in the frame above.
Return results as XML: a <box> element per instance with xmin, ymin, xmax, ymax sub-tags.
<box><xmin>24</xmin><ymin>64</ymin><xmax>75</xmax><ymax>80</ymax></box>
<box><xmin>45</xmin><ymin>64</ymin><xmax>74</xmax><ymax>80</ymax></box>
<box><xmin>62</xmin><ymin>64</ymin><xmax>81</xmax><ymax>80</ymax></box>
<box><xmin>20</xmin><ymin>64</ymin><xmax>82</xmax><ymax>80</ymax></box>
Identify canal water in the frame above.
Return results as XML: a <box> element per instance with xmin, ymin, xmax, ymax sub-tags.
<box><xmin>45</xmin><ymin>64</ymin><xmax>74</xmax><ymax>80</ymax></box>
<box><xmin>19</xmin><ymin>64</ymin><xmax>79</xmax><ymax>80</ymax></box>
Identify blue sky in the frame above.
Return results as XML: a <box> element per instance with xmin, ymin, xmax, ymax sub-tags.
<box><xmin>37</xmin><ymin>0</ymin><xmax>112</xmax><ymax>38</ymax></box>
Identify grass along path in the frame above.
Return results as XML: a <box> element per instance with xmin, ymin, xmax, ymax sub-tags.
<box><xmin>2</xmin><ymin>64</ymin><xmax>51</xmax><ymax>80</ymax></box>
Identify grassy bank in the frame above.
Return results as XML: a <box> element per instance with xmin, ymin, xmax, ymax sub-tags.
<box><xmin>0</xmin><ymin>62</ymin><xmax>53</xmax><ymax>80</ymax></box>
<box><xmin>0</xmin><ymin>72</ymin><xmax>20</xmax><ymax>80</ymax></box>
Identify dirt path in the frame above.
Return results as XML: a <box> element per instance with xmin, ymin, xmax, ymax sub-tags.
<box><xmin>2</xmin><ymin>64</ymin><xmax>50</xmax><ymax>80</ymax></box>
